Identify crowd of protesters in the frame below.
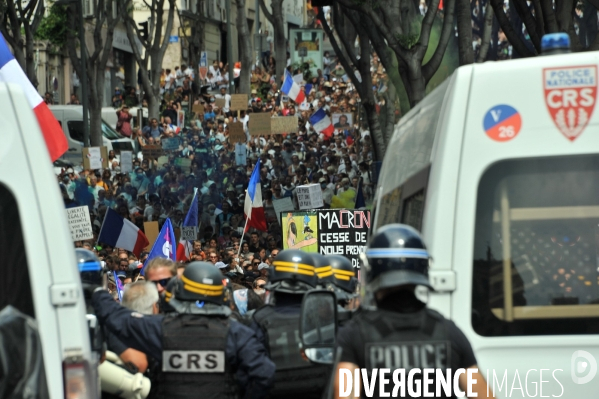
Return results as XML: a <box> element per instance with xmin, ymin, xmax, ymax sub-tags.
<box><xmin>56</xmin><ymin>46</ymin><xmax>394</xmax><ymax>301</ymax></box>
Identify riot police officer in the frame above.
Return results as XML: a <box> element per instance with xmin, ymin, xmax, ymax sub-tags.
<box><xmin>334</xmin><ymin>224</ymin><xmax>494</xmax><ymax>399</ymax></box>
<box><xmin>251</xmin><ymin>249</ymin><xmax>329</xmax><ymax>399</ymax></box>
<box><xmin>91</xmin><ymin>261</ymin><xmax>275</xmax><ymax>399</ymax></box>
<box><xmin>322</xmin><ymin>254</ymin><xmax>358</xmax><ymax>326</ymax></box>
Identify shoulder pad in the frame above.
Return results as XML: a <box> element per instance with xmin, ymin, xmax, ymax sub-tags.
<box><xmin>252</xmin><ymin>304</ymin><xmax>275</xmax><ymax>325</ymax></box>
<box><xmin>425</xmin><ymin>308</ymin><xmax>445</xmax><ymax>321</ymax></box>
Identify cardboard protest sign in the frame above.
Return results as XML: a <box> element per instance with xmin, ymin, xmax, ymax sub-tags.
<box><xmin>229</xmin><ymin>122</ymin><xmax>246</xmax><ymax>143</ymax></box>
<box><xmin>120</xmin><ymin>151</ymin><xmax>133</xmax><ymax>173</ymax></box>
<box><xmin>230</xmin><ymin>94</ymin><xmax>248</xmax><ymax>111</ymax></box>
<box><xmin>157</xmin><ymin>156</ymin><xmax>170</xmax><ymax>168</ymax></box>
<box><xmin>161</xmin><ymin>137</ymin><xmax>180</xmax><ymax>151</ymax></box>
<box><xmin>249</xmin><ymin>113</ymin><xmax>271</xmax><ymax>136</ymax></box>
<box><xmin>142</xmin><ymin>145</ymin><xmax>163</xmax><ymax>159</ymax></box>
<box><xmin>66</xmin><ymin>206</ymin><xmax>94</xmax><ymax>241</ymax></box>
<box><xmin>214</xmin><ymin>98</ymin><xmax>226</xmax><ymax>109</ymax></box>
<box><xmin>270</xmin><ymin>116</ymin><xmax>298</xmax><ymax>134</ymax></box>
<box><xmin>143</xmin><ymin>221</ymin><xmax>159</xmax><ymax>251</ymax></box>
<box><xmin>83</xmin><ymin>147</ymin><xmax>108</xmax><ymax>170</ymax></box>
<box><xmin>281</xmin><ymin>209</ymin><xmax>371</xmax><ymax>268</ymax></box>
<box><xmin>192</xmin><ymin>103</ymin><xmax>204</xmax><ymax>114</ymax></box>
<box><xmin>181</xmin><ymin>226</ymin><xmax>198</xmax><ymax>241</ymax></box>
<box><xmin>272</xmin><ymin>197</ymin><xmax>294</xmax><ymax>224</ymax></box>
<box><xmin>296</xmin><ymin>184</ymin><xmax>323</xmax><ymax>209</ymax></box>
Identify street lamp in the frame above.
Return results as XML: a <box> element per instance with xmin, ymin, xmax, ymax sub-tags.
<box><xmin>56</xmin><ymin>0</ymin><xmax>89</xmax><ymax>147</ymax></box>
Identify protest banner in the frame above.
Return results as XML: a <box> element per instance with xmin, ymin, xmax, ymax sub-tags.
<box><xmin>290</xmin><ymin>29</ymin><xmax>324</xmax><ymax>76</ymax></box>
<box><xmin>66</xmin><ymin>206</ymin><xmax>94</xmax><ymax>241</ymax></box>
<box><xmin>143</xmin><ymin>221</ymin><xmax>159</xmax><ymax>251</ymax></box>
<box><xmin>142</xmin><ymin>144</ymin><xmax>163</xmax><ymax>159</ymax></box>
<box><xmin>229</xmin><ymin>122</ymin><xmax>246</xmax><ymax>143</ymax></box>
<box><xmin>82</xmin><ymin>146</ymin><xmax>108</xmax><ymax>170</ymax></box>
<box><xmin>199</xmin><ymin>51</ymin><xmax>208</xmax><ymax>80</ymax></box>
<box><xmin>161</xmin><ymin>137</ymin><xmax>180</xmax><ymax>151</ymax></box>
<box><xmin>120</xmin><ymin>151</ymin><xmax>133</xmax><ymax>173</ymax></box>
<box><xmin>157</xmin><ymin>155</ymin><xmax>169</xmax><ymax>168</ymax></box>
<box><xmin>215</xmin><ymin>98</ymin><xmax>226</xmax><ymax>109</ymax></box>
<box><xmin>230</xmin><ymin>94</ymin><xmax>248</xmax><ymax>111</ymax></box>
<box><xmin>296</xmin><ymin>184</ymin><xmax>323</xmax><ymax>209</ymax></box>
<box><xmin>272</xmin><ymin>197</ymin><xmax>294</xmax><ymax>224</ymax></box>
<box><xmin>177</xmin><ymin>110</ymin><xmax>185</xmax><ymax>128</ymax></box>
<box><xmin>281</xmin><ymin>209</ymin><xmax>370</xmax><ymax>268</ymax></box>
<box><xmin>249</xmin><ymin>113</ymin><xmax>271</xmax><ymax>136</ymax></box>
<box><xmin>270</xmin><ymin>116</ymin><xmax>298</xmax><ymax>134</ymax></box>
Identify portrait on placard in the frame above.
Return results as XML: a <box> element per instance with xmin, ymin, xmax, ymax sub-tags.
<box><xmin>332</xmin><ymin>113</ymin><xmax>352</xmax><ymax>129</ymax></box>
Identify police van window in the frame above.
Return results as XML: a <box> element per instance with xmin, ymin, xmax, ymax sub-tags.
<box><xmin>472</xmin><ymin>155</ymin><xmax>599</xmax><ymax>336</ymax></box>
<box><xmin>67</xmin><ymin>120</ymin><xmax>84</xmax><ymax>143</ymax></box>
<box><xmin>0</xmin><ymin>184</ymin><xmax>35</xmax><ymax>318</ymax></box>
<box><xmin>374</xmin><ymin>77</ymin><xmax>451</xmax><ymax>230</ymax></box>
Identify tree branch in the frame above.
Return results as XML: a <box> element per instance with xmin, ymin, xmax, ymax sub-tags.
<box><xmin>489</xmin><ymin>0</ymin><xmax>535</xmax><ymax>57</ymax></box>
<box><xmin>540</xmin><ymin>0</ymin><xmax>558</xmax><ymax>33</ymax></box>
<box><xmin>258</xmin><ymin>0</ymin><xmax>275</xmax><ymax>25</ymax></box>
<box><xmin>513</xmin><ymin>0</ymin><xmax>542</xmax><ymax>52</ymax></box>
<box><xmin>415</xmin><ymin>0</ymin><xmax>441</xmax><ymax>60</ymax></box>
<box><xmin>422</xmin><ymin>0</ymin><xmax>456</xmax><ymax>81</ymax></box>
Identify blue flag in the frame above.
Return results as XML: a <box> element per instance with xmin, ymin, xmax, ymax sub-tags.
<box><xmin>142</xmin><ymin>218</ymin><xmax>176</xmax><ymax>276</ymax></box>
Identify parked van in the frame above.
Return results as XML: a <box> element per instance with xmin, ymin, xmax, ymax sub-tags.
<box><xmin>50</xmin><ymin>105</ymin><xmax>134</xmax><ymax>165</ymax></box>
<box><xmin>0</xmin><ymin>84</ymin><xmax>96</xmax><ymax>396</ymax></box>
<box><xmin>373</xmin><ymin>51</ymin><xmax>599</xmax><ymax>396</ymax></box>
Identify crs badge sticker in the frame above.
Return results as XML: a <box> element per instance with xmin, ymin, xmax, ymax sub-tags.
<box><xmin>544</xmin><ymin>65</ymin><xmax>597</xmax><ymax>141</ymax></box>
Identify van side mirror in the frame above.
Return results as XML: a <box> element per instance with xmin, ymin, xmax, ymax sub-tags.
<box><xmin>300</xmin><ymin>290</ymin><xmax>337</xmax><ymax>365</ymax></box>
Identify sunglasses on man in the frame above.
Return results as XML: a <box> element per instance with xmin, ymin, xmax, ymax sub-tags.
<box><xmin>151</xmin><ymin>277</ymin><xmax>172</xmax><ymax>288</ymax></box>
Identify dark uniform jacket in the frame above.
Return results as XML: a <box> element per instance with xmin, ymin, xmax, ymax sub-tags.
<box><xmin>92</xmin><ymin>290</ymin><xmax>275</xmax><ymax>399</ymax></box>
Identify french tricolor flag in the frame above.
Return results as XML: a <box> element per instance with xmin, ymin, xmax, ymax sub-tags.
<box><xmin>0</xmin><ymin>34</ymin><xmax>67</xmax><ymax>161</ymax></box>
<box><xmin>244</xmin><ymin>159</ymin><xmax>267</xmax><ymax>232</ymax></box>
<box><xmin>281</xmin><ymin>70</ymin><xmax>305</xmax><ymax>104</ymax></box>
<box><xmin>309</xmin><ymin>107</ymin><xmax>334</xmax><ymax>138</ymax></box>
<box><xmin>98</xmin><ymin>208</ymin><xmax>149</xmax><ymax>257</ymax></box>
<box><xmin>176</xmin><ymin>190</ymin><xmax>199</xmax><ymax>261</ymax></box>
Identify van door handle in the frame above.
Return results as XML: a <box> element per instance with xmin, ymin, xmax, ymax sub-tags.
<box><xmin>68</xmin><ymin>148</ymin><xmax>78</xmax><ymax>152</ymax></box>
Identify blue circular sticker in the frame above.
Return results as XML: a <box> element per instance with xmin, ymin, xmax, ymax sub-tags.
<box><xmin>483</xmin><ymin>105</ymin><xmax>522</xmax><ymax>142</ymax></box>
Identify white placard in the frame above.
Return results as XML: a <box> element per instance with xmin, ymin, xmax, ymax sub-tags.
<box><xmin>299</xmin><ymin>101</ymin><xmax>310</xmax><ymax>111</ymax></box>
<box><xmin>235</xmin><ymin>143</ymin><xmax>247</xmax><ymax>166</ymax></box>
<box><xmin>66</xmin><ymin>206</ymin><xmax>94</xmax><ymax>241</ymax></box>
<box><xmin>181</xmin><ymin>226</ymin><xmax>198</xmax><ymax>241</ymax></box>
<box><xmin>296</xmin><ymin>184</ymin><xmax>323</xmax><ymax>210</ymax></box>
<box><xmin>120</xmin><ymin>151</ymin><xmax>133</xmax><ymax>173</ymax></box>
<box><xmin>273</xmin><ymin>197</ymin><xmax>295</xmax><ymax>223</ymax></box>
<box><xmin>87</xmin><ymin>147</ymin><xmax>102</xmax><ymax>170</ymax></box>
<box><xmin>293</xmin><ymin>73</ymin><xmax>304</xmax><ymax>85</ymax></box>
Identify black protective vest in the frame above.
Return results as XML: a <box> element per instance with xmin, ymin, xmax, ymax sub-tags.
<box><xmin>356</xmin><ymin>309</ymin><xmax>452</xmax><ymax>399</ymax></box>
<box><xmin>157</xmin><ymin>314</ymin><xmax>237</xmax><ymax>399</ymax></box>
<box><xmin>253</xmin><ymin>305</ymin><xmax>330</xmax><ymax>399</ymax></box>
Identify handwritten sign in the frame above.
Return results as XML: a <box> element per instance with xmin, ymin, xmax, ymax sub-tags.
<box><xmin>296</xmin><ymin>184</ymin><xmax>323</xmax><ymax>210</ymax></box>
<box><xmin>143</xmin><ymin>221</ymin><xmax>159</xmax><ymax>250</ymax></box>
<box><xmin>229</xmin><ymin>122</ymin><xmax>246</xmax><ymax>143</ymax></box>
<box><xmin>82</xmin><ymin>146</ymin><xmax>108</xmax><ymax>170</ymax></box>
<box><xmin>230</xmin><ymin>94</ymin><xmax>248</xmax><ymax>111</ymax></box>
<box><xmin>142</xmin><ymin>144</ymin><xmax>163</xmax><ymax>159</ymax></box>
<box><xmin>120</xmin><ymin>151</ymin><xmax>133</xmax><ymax>173</ymax></box>
<box><xmin>181</xmin><ymin>227</ymin><xmax>198</xmax><ymax>241</ymax></box>
<box><xmin>192</xmin><ymin>103</ymin><xmax>204</xmax><ymax>114</ymax></box>
<box><xmin>249</xmin><ymin>113</ymin><xmax>271</xmax><ymax>136</ymax></box>
<box><xmin>66</xmin><ymin>206</ymin><xmax>94</xmax><ymax>241</ymax></box>
<box><xmin>161</xmin><ymin>137</ymin><xmax>180</xmax><ymax>151</ymax></box>
<box><xmin>174</xmin><ymin>157</ymin><xmax>192</xmax><ymax>172</ymax></box>
<box><xmin>214</xmin><ymin>98</ymin><xmax>226</xmax><ymax>109</ymax></box>
<box><xmin>271</xmin><ymin>116</ymin><xmax>298</xmax><ymax>134</ymax></box>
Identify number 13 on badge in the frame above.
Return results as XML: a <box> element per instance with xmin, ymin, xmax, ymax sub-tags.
<box><xmin>483</xmin><ymin>104</ymin><xmax>522</xmax><ymax>142</ymax></box>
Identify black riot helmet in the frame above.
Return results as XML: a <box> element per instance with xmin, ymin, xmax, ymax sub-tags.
<box><xmin>174</xmin><ymin>262</ymin><xmax>225</xmax><ymax>305</ymax></box>
<box><xmin>363</xmin><ymin>224</ymin><xmax>432</xmax><ymax>293</ymax></box>
<box><xmin>269</xmin><ymin>249</ymin><xmax>318</xmax><ymax>293</ymax></box>
<box><xmin>312</xmin><ymin>253</ymin><xmax>333</xmax><ymax>285</ymax></box>
<box><xmin>328</xmin><ymin>254</ymin><xmax>358</xmax><ymax>294</ymax></box>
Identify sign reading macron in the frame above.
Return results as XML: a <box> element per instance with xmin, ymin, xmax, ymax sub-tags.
<box><xmin>66</xmin><ymin>206</ymin><xmax>94</xmax><ymax>241</ymax></box>
<box><xmin>281</xmin><ymin>209</ymin><xmax>370</xmax><ymax>268</ymax></box>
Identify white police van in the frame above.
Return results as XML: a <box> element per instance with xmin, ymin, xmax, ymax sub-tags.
<box><xmin>0</xmin><ymin>84</ymin><xmax>96</xmax><ymax>397</ymax></box>
<box><xmin>373</xmin><ymin>35</ymin><xmax>599</xmax><ymax>397</ymax></box>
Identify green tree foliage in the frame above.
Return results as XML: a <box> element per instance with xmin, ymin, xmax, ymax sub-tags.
<box><xmin>35</xmin><ymin>4</ymin><xmax>69</xmax><ymax>48</ymax></box>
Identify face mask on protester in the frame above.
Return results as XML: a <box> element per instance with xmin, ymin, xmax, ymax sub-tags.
<box><xmin>254</xmin><ymin>288</ymin><xmax>265</xmax><ymax>295</ymax></box>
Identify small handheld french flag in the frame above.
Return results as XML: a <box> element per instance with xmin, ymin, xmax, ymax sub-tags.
<box><xmin>281</xmin><ymin>70</ymin><xmax>305</xmax><ymax>104</ymax></box>
<box><xmin>113</xmin><ymin>271</ymin><xmax>124</xmax><ymax>302</ymax></box>
<box><xmin>244</xmin><ymin>159</ymin><xmax>267</xmax><ymax>231</ymax></box>
<box><xmin>309</xmin><ymin>108</ymin><xmax>334</xmax><ymax>138</ymax></box>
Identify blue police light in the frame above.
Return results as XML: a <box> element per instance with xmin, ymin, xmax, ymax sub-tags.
<box><xmin>541</xmin><ymin>33</ymin><xmax>570</xmax><ymax>53</ymax></box>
